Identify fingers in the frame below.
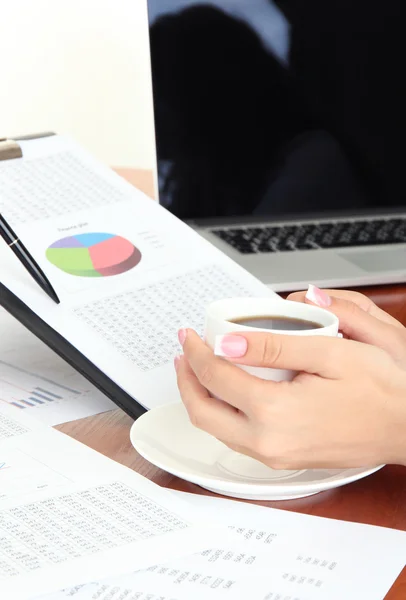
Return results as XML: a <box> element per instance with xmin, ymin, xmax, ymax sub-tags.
<box><xmin>179</xmin><ymin>329</ymin><xmax>269</xmax><ymax>412</ymax></box>
<box><xmin>288</xmin><ymin>287</ymin><xmax>403</xmax><ymax>329</ymax></box>
<box><xmin>288</xmin><ymin>287</ymin><xmax>406</xmax><ymax>360</ymax></box>
<box><xmin>175</xmin><ymin>354</ymin><xmax>249</xmax><ymax>445</ymax></box>
<box><xmin>214</xmin><ymin>330</ymin><xmax>368</xmax><ymax>379</ymax></box>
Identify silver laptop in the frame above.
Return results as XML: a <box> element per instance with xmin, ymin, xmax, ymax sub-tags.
<box><xmin>147</xmin><ymin>0</ymin><xmax>406</xmax><ymax>292</ymax></box>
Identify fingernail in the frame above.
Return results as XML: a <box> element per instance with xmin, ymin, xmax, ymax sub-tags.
<box><xmin>214</xmin><ymin>334</ymin><xmax>248</xmax><ymax>358</ymax></box>
<box><xmin>178</xmin><ymin>328</ymin><xmax>187</xmax><ymax>346</ymax></box>
<box><xmin>174</xmin><ymin>355</ymin><xmax>181</xmax><ymax>372</ymax></box>
<box><xmin>306</xmin><ymin>284</ymin><xmax>332</xmax><ymax>308</ymax></box>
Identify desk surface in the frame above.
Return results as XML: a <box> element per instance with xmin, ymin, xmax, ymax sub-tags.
<box><xmin>58</xmin><ymin>168</ymin><xmax>406</xmax><ymax>599</ymax></box>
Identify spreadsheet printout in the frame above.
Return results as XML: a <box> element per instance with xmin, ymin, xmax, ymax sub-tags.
<box><xmin>39</xmin><ymin>492</ymin><xmax>406</xmax><ymax>600</ymax></box>
<box><xmin>0</xmin><ymin>134</ymin><xmax>277</xmax><ymax>410</ymax></box>
<box><xmin>0</xmin><ymin>405</ymin><xmax>227</xmax><ymax>599</ymax></box>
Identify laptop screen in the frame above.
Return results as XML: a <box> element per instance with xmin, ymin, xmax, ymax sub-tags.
<box><xmin>147</xmin><ymin>0</ymin><xmax>403</xmax><ymax>222</ymax></box>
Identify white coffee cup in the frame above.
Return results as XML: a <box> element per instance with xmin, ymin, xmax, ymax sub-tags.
<box><xmin>204</xmin><ymin>297</ymin><xmax>339</xmax><ymax>382</ymax></box>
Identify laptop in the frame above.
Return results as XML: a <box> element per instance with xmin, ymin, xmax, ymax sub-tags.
<box><xmin>146</xmin><ymin>0</ymin><xmax>406</xmax><ymax>292</ymax></box>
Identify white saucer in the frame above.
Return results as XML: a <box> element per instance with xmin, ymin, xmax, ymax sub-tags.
<box><xmin>130</xmin><ymin>402</ymin><xmax>383</xmax><ymax>501</ymax></box>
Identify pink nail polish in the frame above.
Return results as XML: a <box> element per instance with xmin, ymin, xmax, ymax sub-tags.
<box><xmin>178</xmin><ymin>328</ymin><xmax>187</xmax><ymax>346</ymax></box>
<box><xmin>174</xmin><ymin>355</ymin><xmax>181</xmax><ymax>372</ymax></box>
<box><xmin>306</xmin><ymin>284</ymin><xmax>332</xmax><ymax>308</ymax></box>
<box><xmin>214</xmin><ymin>334</ymin><xmax>248</xmax><ymax>358</ymax></box>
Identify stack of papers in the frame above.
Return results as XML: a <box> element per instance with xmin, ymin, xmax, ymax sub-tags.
<box><xmin>0</xmin><ymin>404</ymin><xmax>226</xmax><ymax>599</ymax></box>
<box><xmin>0</xmin><ymin>403</ymin><xmax>405</xmax><ymax>600</ymax></box>
<box><xmin>41</xmin><ymin>491</ymin><xmax>406</xmax><ymax>600</ymax></box>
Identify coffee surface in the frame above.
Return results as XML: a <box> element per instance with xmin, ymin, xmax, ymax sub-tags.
<box><xmin>229</xmin><ymin>315</ymin><xmax>323</xmax><ymax>331</ymax></box>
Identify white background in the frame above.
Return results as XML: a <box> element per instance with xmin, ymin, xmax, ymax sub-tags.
<box><xmin>0</xmin><ymin>0</ymin><xmax>156</xmax><ymax>170</ymax></box>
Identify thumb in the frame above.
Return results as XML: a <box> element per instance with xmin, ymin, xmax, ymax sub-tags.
<box><xmin>305</xmin><ymin>285</ymin><xmax>405</xmax><ymax>354</ymax></box>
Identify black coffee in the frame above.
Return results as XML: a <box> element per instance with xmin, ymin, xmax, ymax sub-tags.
<box><xmin>229</xmin><ymin>315</ymin><xmax>323</xmax><ymax>331</ymax></box>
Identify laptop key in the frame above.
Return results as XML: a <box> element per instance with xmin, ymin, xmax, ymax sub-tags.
<box><xmin>257</xmin><ymin>244</ymin><xmax>276</xmax><ymax>252</ymax></box>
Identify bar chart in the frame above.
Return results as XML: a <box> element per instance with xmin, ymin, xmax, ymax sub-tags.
<box><xmin>14</xmin><ymin>386</ymin><xmax>66</xmax><ymax>409</ymax></box>
<box><xmin>0</xmin><ymin>357</ymin><xmax>115</xmax><ymax>425</ymax></box>
<box><xmin>0</xmin><ymin>308</ymin><xmax>115</xmax><ymax>425</ymax></box>
<box><xmin>0</xmin><ymin>364</ymin><xmax>81</xmax><ymax>410</ymax></box>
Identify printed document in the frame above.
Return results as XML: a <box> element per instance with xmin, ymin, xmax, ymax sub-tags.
<box><xmin>0</xmin><ymin>405</ymin><xmax>227</xmax><ymax>599</ymax></box>
<box><xmin>0</xmin><ymin>307</ymin><xmax>115</xmax><ymax>425</ymax></box>
<box><xmin>39</xmin><ymin>491</ymin><xmax>406</xmax><ymax>600</ymax></box>
<box><xmin>0</xmin><ymin>135</ymin><xmax>276</xmax><ymax>411</ymax></box>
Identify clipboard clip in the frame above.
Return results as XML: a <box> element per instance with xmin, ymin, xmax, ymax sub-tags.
<box><xmin>0</xmin><ymin>138</ymin><xmax>23</xmax><ymax>161</ymax></box>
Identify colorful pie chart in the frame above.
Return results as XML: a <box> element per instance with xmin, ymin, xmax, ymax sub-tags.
<box><xmin>46</xmin><ymin>232</ymin><xmax>141</xmax><ymax>277</ymax></box>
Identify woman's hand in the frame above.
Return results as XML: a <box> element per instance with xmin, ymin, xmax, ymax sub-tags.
<box><xmin>175</xmin><ymin>328</ymin><xmax>406</xmax><ymax>470</ymax></box>
<box><xmin>288</xmin><ymin>285</ymin><xmax>406</xmax><ymax>367</ymax></box>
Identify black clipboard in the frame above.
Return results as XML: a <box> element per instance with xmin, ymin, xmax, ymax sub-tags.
<box><xmin>0</xmin><ymin>133</ymin><xmax>147</xmax><ymax>420</ymax></box>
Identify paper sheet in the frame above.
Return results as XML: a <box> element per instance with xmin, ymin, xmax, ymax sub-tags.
<box><xmin>0</xmin><ymin>308</ymin><xmax>115</xmax><ymax>425</ymax></box>
<box><xmin>40</xmin><ymin>491</ymin><xmax>406</xmax><ymax>600</ymax></box>
<box><xmin>0</xmin><ymin>406</ymin><xmax>227</xmax><ymax>600</ymax></box>
<box><xmin>0</xmin><ymin>134</ymin><xmax>277</xmax><ymax>411</ymax></box>
<box><xmin>0</xmin><ymin>402</ymin><xmax>46</xmax><ymax>440</ymax></box>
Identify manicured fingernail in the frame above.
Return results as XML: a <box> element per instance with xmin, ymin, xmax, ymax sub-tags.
<box><xmin>306</xmin><ymin>284</ymin><xmax>332</xmax><ymax>308</ymax></box>
<box><xmin>214</xmin><ymin>334</ymin><xmax>248</xmax><ymax>358</ymax></box>
<box><xmin>174</xmin><ymin>355</ymin><xmax>181</xmax><ymax>372</ymax></box>
<box><xmin>178</xmin><ymin>328</ymin><xmax>187</xmax><ymax>346</ymax></box>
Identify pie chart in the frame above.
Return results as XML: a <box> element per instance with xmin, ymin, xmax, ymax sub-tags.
<box><xmin>46</xmin><ymin>232</ymin><xmax>142</xmax><ymax>277</ymax></box>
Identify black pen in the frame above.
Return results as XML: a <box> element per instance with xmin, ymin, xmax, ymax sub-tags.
<box><xmin>0</xmin><ymin>214</ymin><xmax>60</xmax><ymax>304</ymax></box>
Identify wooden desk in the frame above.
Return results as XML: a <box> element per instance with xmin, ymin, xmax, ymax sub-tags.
<box><xmin>58</xmin><ymin>168</ymin><xmax>406</xmax><ymax>599</ymax></box>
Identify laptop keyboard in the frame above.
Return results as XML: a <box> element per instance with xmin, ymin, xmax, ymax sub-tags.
<box><xmin>211</xmin><ymin>217</ymin><xmax>406</xmax><ymax>254</ymax></box>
